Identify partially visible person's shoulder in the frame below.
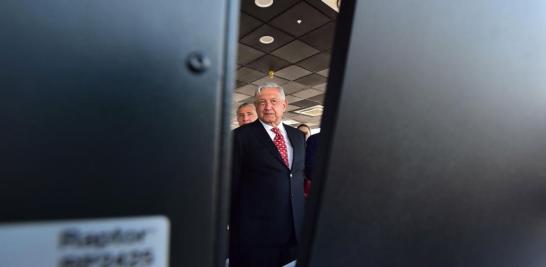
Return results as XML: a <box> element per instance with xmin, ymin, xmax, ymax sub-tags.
<box><xmin>284</xmin><ymin>124</ymin><xmax>305</xmax><ymax>139</ymax></box>
<box><xmin>233</xmin><ymin>120</ymin><xmax>259</xmax><ymax>136</ymax></box>
<box><xmin>308</xmin><ymin>133</ymin><xmax>320</xmax><ymax>143</ymax></box>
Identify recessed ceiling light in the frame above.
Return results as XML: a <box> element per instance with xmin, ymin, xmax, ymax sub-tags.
<box><xmin>297</xmin><ymin>19</ymin><xmax>302</xmax><ymax>24</ymax></box>
<box><xmin>255</xmin><ymin>0</ymin><xmax>273</xmax><ymax>8</ymax></box>
<box><xmin>259</xmin><ymin>35</ymin><xmax>274</xmax><ymax>44</ymax></box>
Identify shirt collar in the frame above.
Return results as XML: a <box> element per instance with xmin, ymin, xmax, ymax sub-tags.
<box><xmin>259</xmin><ymin>119</ymin><xmax>286</xmax><ymax>133</ymax></box>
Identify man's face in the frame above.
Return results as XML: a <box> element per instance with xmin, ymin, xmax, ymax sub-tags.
<box><xmin>237</xmin><ymin>104</ymin><xmax>257</xmax><ymax>126</ymax></box>
<box><xmin>255</xmin><ymin>87</ymin><xmax>287</xmax><ymax>126</ymax></box>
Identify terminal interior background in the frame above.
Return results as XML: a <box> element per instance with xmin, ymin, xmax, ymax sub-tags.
<box><xmin>231</xmin><ymin>0</ymin><xmax>338</xmax><ymax>132</ymax></box>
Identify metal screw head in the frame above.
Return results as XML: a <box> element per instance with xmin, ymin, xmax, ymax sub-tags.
<box><xmin>186</xmin><ymin>52</ymin><xmax>211</xmax><ymax>74</ymax></box>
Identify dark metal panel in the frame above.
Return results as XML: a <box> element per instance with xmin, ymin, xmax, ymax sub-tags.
<box><xmin>0</xmin><ymin>0</ymin><xmax>238</xmax><ymax>266</ymax></box>
<box><xmin>302</xmin><ymin>0</ymin><xmax>546</xmax><ymax>266</ymax></box>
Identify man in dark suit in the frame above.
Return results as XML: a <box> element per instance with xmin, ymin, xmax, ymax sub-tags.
<box><xmin>230</xmin><ymin>83</ymin><xmax>306</xmax><ymax>267</ymax></box>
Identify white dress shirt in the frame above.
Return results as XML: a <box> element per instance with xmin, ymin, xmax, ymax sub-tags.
<box><xmin>259</xmin><ymin>120</ymin><xmax>294</xmax><ymax>169</ymax></box>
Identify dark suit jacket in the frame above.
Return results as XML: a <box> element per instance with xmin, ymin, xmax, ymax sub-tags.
<box><xmin>230</xmin><ymin>119</ymin><xmax>306</xmax><ymax>247</ymax></box>
<box><xmin>305</xmin><ymin>133</ymin><xmax>321</xmax><ymax>179</ymax></box>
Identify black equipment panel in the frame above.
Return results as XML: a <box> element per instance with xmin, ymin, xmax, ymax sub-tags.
<box><xmin>301</xmin><ymin>0</ymin><xmax>546</xmax><ymax>266</ymax></box>
<box><xmin>0</xmin><ymin>0</ymin><xmax>238</xmax><ymax>266</ymax></box>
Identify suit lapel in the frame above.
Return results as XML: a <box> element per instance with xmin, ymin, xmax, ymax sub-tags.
<box><xmin>284</xmin><ymin>124</ymin><xmax>300</xmax><ymax>168</ymax></box>
<box><xmin>252</xmin><ymin>120</ymin><xmax>287</xmax><ymax>167</ymax></box>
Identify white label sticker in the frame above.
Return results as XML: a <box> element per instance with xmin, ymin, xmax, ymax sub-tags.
<box><xmin>0</xmin><ymin>216</ymin><xmax>169</xmax><ymax>267</ymax></box>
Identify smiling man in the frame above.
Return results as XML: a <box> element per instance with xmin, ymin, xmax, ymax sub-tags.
<box><xmin>236</xmin><ymin>102</ymin><xmax>258</xmax><ymax>127</ymax></box>
<box><xmin>230</xmin><ymin>83</ymin><xmax>306</xmax><ymax>267</ymax></box>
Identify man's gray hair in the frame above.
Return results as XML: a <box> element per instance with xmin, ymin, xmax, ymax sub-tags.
<box><xmin>237</xmin><ymin>102</ymin><xmax>255</xmax><ymax>112</ymax></box>
<box><xmin>255</xmin><ymin>83</ymin><xmax>286</xmax><ymax>100</ymax></box>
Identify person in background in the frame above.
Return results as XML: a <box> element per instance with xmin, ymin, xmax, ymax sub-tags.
<box><xmin>230</xmin><ymin>83</ymin><xmax>306</xmax><ymax>267</ymax></box>
<box><xmin>236</xmin><ymin>102</ymin><xmax>257</xmax><ymax>127</ymax></box>
<box><xmin>304</xmin><ymin>133</ymin><xmax>321</xmax><ymax>198</ymax></box>
<box><xmin>297</xmin><ymin>124</ymin><xmax>311</xmax><ymax>141</ymax></box>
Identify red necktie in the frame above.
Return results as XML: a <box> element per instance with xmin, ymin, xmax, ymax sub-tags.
<box><xmin>272</xmin><ymin>127</ymin><xmax>289</xmax><ymax>167</ymax></box>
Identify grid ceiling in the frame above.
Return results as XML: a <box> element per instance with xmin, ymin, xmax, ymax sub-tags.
<box><xmin>234</xmin><ymin>0</ymin><xmax>337</xmax><ymax>129</ymax></box>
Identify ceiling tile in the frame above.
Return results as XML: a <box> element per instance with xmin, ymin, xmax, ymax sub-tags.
<box><xmin>283</xmin><ymin>112</ymin><xmax>297</xmax><ymax>118</ymax></box>
<box><xmin>308</xmin><ymin>93</ymin><xmax>325</xmax><ymax>104</ymax></box>
<box><xmin>240</xmin><ymin>97</ymin><xmax>255</xmax><ymax>104</ymax></box>
<box><xmin>286</xmin><ymin>95</ymin><xmax>303</xmax><ymax>104</ymax></box>
<box><xmin>317</xmin><ymin>68</ymin><xmax>329</xmax><ymax>77</ymax></box>
<box><xmin>240</xmin><ymin>24</ymin><xmax>294</xmax><ymax>53</ymax></box>
<box><xmin>295</xmin><ymin>73</ymin><xmax>328</xmax><ymax>87</ymax></box>
<box><xmin>290</xmin><ymin>113</ymin><xmax>317</xmax><ymax>122</ymax></box>
<box><xmin>300</xmin><ymin>22</ymin><xmax>336</xmax><ymax>51</ymax></box>
<box><xmin>239</xmin><ymin>12</ymin><xmax>263</xmax><ymax>37</ymax></box>
<box><xmin>286</xmin><ymin>104</ymin><xmax>300</xmax><ymax>111</ymax></box>
<box><xmin>234</xmin><ymin>93</ymin><xmax>251</xmax><ymax>102</ymax></box>
<box><xmin>305</xmin><ymin>0</ymin><xmax>339</xmax><ymax>19</ymax></box>
<box><xmin>271</xmin><ymin>40</ymin><xmax>319</xmax><ymax>63</ymax></box>
<box><xmin>285</xmin><ymin>113</ymin><xmax>305</xmax><ymax>122</ymax></box>
<box><xmin>269</xmin><ymin>2</ymin><xmax>330</xmax><ymax>37</ymax></box>
<box><xmin>237</xmin><ymin>67</ymin><xmax>267</xmax><ymax>83</ymax></box>
<box><xmin>236</xmin><ymin>80</ymin><xmax>247</xmax><ymax>88</ymax></box>
<box><xmin>303</xmin><ymin>115</ymin><xmax>322</xmax><ymax>124</ymax></box>
<box><xmin>275</xmin><ymin>65</ymin><xmax>312</xmax><ymax>81</ymax></box>
<box><xmin>241</xmin><ymin>0</ymin><xmax>299</xmax><ymax>22</ymax></box>
<box><xmin>313</xmin><ymin>82</ymin><xmax>327</xmax><ymax>91</ymax></box>
<box><xmin>238</xmin><ymin>43</ymin><xmax>265</xmax><ymax>65</ymax></box>
<box><xmin>236</xmin><ymin>84</ymin><xmax>258</xmax><ymax>96</ymax></box>
<box><xmin>297</xmin><ymin>52</ymin><xmax>331</xmax><ymax>72</ymax></box>
<box><xmin>290</xmin><ymin>99</ymin><xmax>318</xmax><ymax>108</ymax></box>
<box><xmin>246</xmin><ymin>54</ymin><xmax>291</xmax><ymax>73</ymax></box>
<box><xmin>252</xmin><ymin>76</ymin><xmax>289</xmax><ymax>86</ymax></box>
<box><xmin>238</xmin><ymin>1</ymin><xmax>336</xmax><ymax>128</ymax></box>
<box><xmin>283</xmin><ymin>81</ymin><xmax>307</xmax><ymax>94</ymax></box>
<box><xmin>293</xmin><ymin>88</ymin><xmax>323</xmax><ymax>99</ymax></box>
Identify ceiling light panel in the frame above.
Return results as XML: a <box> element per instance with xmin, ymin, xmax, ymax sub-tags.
<box><xmin>259</xmin><ymin>35</ymin><xmax>275</xmax><ymax>44</ymax></box>
<box><xmin>255</xmin><ymin>0</ymin><xmax>274</xmax><ymax>8</ymax></box>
